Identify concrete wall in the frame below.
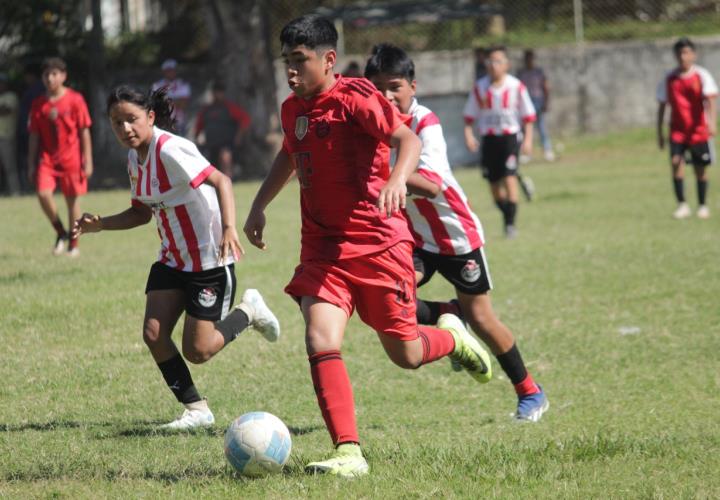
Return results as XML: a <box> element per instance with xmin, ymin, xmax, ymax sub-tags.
<box><xmin>275</xmin><ymin>35</ymin><xmax>720</xmax><ymax>166</ymax></box>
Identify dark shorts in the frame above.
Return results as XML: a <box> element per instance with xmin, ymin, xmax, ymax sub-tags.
<box><xmin>481</xmin><ymin>134</ymin><xmax>520</xmax><ymax>182</ymax></box>
<box><xmin>670</xmin><ymin>141</ymin><xmax>714</xmax><ymax>168</ymax></box>
<box><xmin>413</xmin><ymin>247</ymin><xmax>493</xmax><ymax>295</ymax></box>
<box><xmin>145</xmin><ymin>262</ymin><xmax>237</xmax><ymax>321</ymax></box>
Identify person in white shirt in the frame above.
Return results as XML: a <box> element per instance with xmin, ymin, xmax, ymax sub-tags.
<box><xmin>366</xmin><ymin>44</ymin><xmax>548</xmax><ymax>422</ymax></box>
<box><xmin>464</xmin><ymin>46</ymin><xmax>536</xmax><ymax>238</ymax></box>
<box><xmin>152</xmin><ymin>59</ymin><xmax>191</xmax><ymax>136</ymax></box>
<box><xmin>0</xmin><ymin>72</ymin><xmax>19</xmax><ymax>195</ymax></box>
<box><xmin>72</xmin><ymin>85</ymin><xmax>280</xmax><ymax>430</ymax></box>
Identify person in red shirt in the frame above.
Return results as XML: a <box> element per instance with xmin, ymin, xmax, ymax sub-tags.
<box><xmin>243</xmin><ymin>15</ymin><xmax>492</xmax><ymax>478</ymax></box>
<box><xmin>657</xmin><ymin>37</ymin><xmax>718</xmax><ymax>219</ymax></box>
<box><xmin>28</xmin><ymin>57</ymin><xmax>93</xmax><ymax>257</ymax></box>
<box><xmin>193</xmin><ymin>81</ymin><xmax>251</xmax><ymax>179</ymax></box>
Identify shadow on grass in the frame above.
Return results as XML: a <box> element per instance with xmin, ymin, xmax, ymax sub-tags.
<box><xmin>287</xmin><ymin>424</ymin><xmax>324</xmax><ymax>436</ymax></box>
<box><xmin>0</xmin><ymin>419</ymin><xmax>166</xmax><ymax>433</ymax></box>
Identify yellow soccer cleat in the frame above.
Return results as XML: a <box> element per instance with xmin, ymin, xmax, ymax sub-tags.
<box><xmin>439</xmin><ymin>313</ymin><xmax>492</xmax><ymax>384</ymax></box>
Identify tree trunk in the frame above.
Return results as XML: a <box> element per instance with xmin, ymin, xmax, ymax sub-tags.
<box><xmin>205</xmin><ymin>0</ymin><xmax>278</xmax><ymax>178</ymax></box>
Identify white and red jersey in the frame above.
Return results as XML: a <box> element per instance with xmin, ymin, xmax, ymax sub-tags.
<box><xmin>128</xmin><ymin>126</ymin><xmax>229</xmax><ymax>272</ymax></box>
<box><xmin>404</xmin><ymin>99</ymin><xmax>485</xmax><ymax>255</ymax></box>
<box><xmin>657</xmin><ymin>65</ymin><xmax>718</xmax><ymax>145</ymax></box>
<box><xmin>463</xmin><ymin>74</ymin><xmax>536</xmax><ymax>136</ymax></box>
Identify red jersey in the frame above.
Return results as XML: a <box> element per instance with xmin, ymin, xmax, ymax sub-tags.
<box><xmin>28</xmin><ymin>88</ymin><xmax>92</xmax><ymax>170</ymax></box>
<box><xmin>657</xmin><ymin>66</ymin><xmax>718</xmax><ymax>145</ymax></box>
<box><xmin>280</xmin><ymin>76</ymin><xmax>413</xmax><ymax>262</ymax></box>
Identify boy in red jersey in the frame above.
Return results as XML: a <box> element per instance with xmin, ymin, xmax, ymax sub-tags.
<box><xmin>28</xmin><ymin>57</ymin><xmax>93</xmax><ymax>257</ymax></box>
<box><xmin>243</xmin><ymin>15</ymin><xmax>492</xmax><ymax>478</ymax></box>
<box><xmin>657</xmin><ymin>37</ymin><xmax>718</xmax><ymax>219</ymax></box>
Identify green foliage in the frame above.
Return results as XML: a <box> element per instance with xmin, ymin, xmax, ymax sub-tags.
<box><xmin>1</xmin><ymin>128</ymin><xmax>720</xmax><ymax>497</ymax></box>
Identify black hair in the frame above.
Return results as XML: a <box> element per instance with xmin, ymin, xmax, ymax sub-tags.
<box><xmin>106</xmin><ymin>85</ymin><xmax>175</xmax><ymax>131</ymax></box>
<box><xmin>42</xmin><ymin>57</ymin><xmax>67</xmax><ymax>73</ymax></box>
<box><xmin>524</xmin><ymin>49</ymin><xmax>535</xmax><ymax>58</ymax></box>
<box><xmin>673</xmin><ymin>37</ymin><xmax>695</xmax><ymax>55</ymax></box>
<box><xmin>364</xmin><ymin>43</ymin><xmax>415</xmax><ymax>82</ymax></box>
<box><xmin>280</xmin><ymin>14</ymin><xmax>337</xmax><ymax>51</ymax></box>
<box><xmin>485</xmin><ymin>45</ymin><xmax>507</xmax><ymax>57</ymax></box>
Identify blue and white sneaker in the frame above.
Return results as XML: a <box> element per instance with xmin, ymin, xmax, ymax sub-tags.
<box><xmin>515</xmin><ymin>386</ymin><xmax>549</xmax><ymax>422</ymax></box>
<box><xmin>160</xmin><ymin>407</ymin><xmax>215</xmax><ymax>430</ymax></box>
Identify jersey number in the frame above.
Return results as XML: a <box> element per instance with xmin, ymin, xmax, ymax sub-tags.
<box><xmin>294</xmin><ymin>152</ymin><xmax>313</xmax><ymax>189</ymax></box>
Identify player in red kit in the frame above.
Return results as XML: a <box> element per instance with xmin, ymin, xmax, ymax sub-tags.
<box><xmin>243</xmin><ymin>15</ymin><xmax>492</xmax><ymax>478</ymax></box>
<box><xmin>657</xmin><ymin>37</ymin><xmax>718</xmax><ymax>219</ymax></box>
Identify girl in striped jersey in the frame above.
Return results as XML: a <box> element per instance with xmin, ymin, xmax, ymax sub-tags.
<box><xmin>72</xmin><ymin>86</ymin><xmax>280</xmax><ymax>430</ymax></box>
<box><xmin>366</xmin><ymin>44</ymin><xmax>548</xmax><ymax>422</ymax></box>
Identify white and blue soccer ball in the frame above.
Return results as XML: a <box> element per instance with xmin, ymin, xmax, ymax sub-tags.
<box><xmin>224</xmin><ymin>411</ymin><xmax>292</xmax><ymax>477</ymax></box>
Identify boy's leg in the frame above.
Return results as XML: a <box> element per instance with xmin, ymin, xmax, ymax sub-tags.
<box><xmin>65</xmin><ymin>195</ymin><xmax>81</xmax><ymax>255</ymax></box>
<box><xmin>301</xmin><ymin>296</ymin><xmax>369</xmax><ymax>478</ymax></box>
<box><xmin>457</xmin><ymin>291</ymin><xmax>548</xmax><ymax>421</ymax></box>
<box><xmin>670</xmin><ymin>146</ymin><xmax>691</xmax><ymax>218</ymax></box>
<box><xmin>694</xmin><ymin>161</ymin><xmax>709</xmax><ymax>218</ymax></box>
<box><xmin>37</xmin><ymin>184</ymin><xmax>68</xmax><ymax>254</ymax></box>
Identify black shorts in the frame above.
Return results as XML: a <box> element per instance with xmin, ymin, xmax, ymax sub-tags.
<box><xmin>670</xmin><ymin>141</ymin><xmax>714</xmax><ymax>168</ymax></box>
<box><xmin>481</xmin><ymin>134</ymin><xmax>520</xmax><ymax>182</ymax></box>
<box><xmin>145</xmin><ymin>262</ymin><xmax>237</xmax><ymax>321</ymax></box>
<box><xmin>413</xmin><ymin>247</ymin><xmax>493</xmax><ymax>295</ymax></box>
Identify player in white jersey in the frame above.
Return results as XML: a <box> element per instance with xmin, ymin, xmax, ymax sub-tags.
<box><xmin>71</xmin><ymin>86</ymin><xmax>280</xmax><ymax>430</ymax></box>
<box><xmin>464</xmin><ymin>45</ymin><xmax>536</xmax><ymax>238</ymax></box>
<box><xmin>366</xmin><ymin>44</ymin><xmax>548</xmax><ymax>422</ymax></box>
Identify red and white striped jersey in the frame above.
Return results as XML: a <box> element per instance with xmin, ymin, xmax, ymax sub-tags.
<box><xmin>127</xmin><ymin>126</ymin><xmax>229</xmax><ymax>272</ymax></box>
<box><xmin>463</xmin><ymin>74</ymin><xmax>536</xmax><ymax>136</ymax></box>
<box><xmin>404</xmin><ymin>99</ymin><xmax>485</xmax><ymax>255</ymax></box>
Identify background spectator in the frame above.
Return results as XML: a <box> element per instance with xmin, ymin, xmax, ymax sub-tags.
<box><xmin>152</xmin><ymin>59</ymin><xmax>191</xmax><ymax>136</ymax></box>
<box><xmin>0</xmin><ymin>72</ymin><xmax>20</xmax><ymax>195</ymax></box>
<box><xmin>517</xmin><ymin>49</ymin><xmax>555</xmax><ymax>161</ymax></box>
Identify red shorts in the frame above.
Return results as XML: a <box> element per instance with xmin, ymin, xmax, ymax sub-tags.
<box><xmin>285</xmin><ymin>241</ymin><xmax>419</xmax><ymax>341</ymax></box>
<box><xmin>36</xmin><ymin>163</ymin><xmax>87</xmax><ymax>197</ymax></box>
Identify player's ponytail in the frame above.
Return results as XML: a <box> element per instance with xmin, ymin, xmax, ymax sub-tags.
<box><xmin>106</xmin><ymin>84</ymin><xmax>176</xmax><ymax>131</ymax></box>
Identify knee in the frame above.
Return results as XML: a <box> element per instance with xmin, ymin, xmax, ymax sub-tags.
<box><xmin>142</xmin><ymin>324</ymin><xmax>162</xmax><ymax>347</ymax></box>
<box><xmin>305</xmin><ymin>327</ymin><xmax>338</xmax><ymax>355</ymax></box>
<box><xmin>183</xmin><ymin>345</ymin><xmax>212</xmax><ymax>365</ymax></box>
<box><xmin>387</xmin><ymin>349</ymin><xmax>423</xmax><ymax>370</ymax></box>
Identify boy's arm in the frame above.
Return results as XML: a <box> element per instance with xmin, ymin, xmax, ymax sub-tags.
<box><xmin>407</xmin><ymin>172</ymin><xmax>441</xmax><ymax>198</ymax></box>
<box><xmin>27</xmin><ymin>132</ymin><xmax>39</xmax><ymax>183</ymax></box>
<box><xmin>243</xmin><ymin>149</ymin><xmax>295</xmax><ymax>249</ymax></box>
<box><xmin>464</xmin><ymin>123</ymin><xmax>480</xmax><ymax>153</ymax></box>
<box><xmin>204</xmin><ymin>168</ymin><xmax>244</xmax><ymax>263</ymax></box>
<box><xmin>81</xmin><ymin>128</ymin><xmax>93</xmax><ymax>178</ymax></box>
<box><xmin>380</xmin><ymin>124</ymin><xmax>422</xmax><ymax>217</ymax></box>
<box><xmin>521</xmin><ymin>121</ymin><xmax>534</xmax><ymax>156</ymax></box>
<box><xmin>657</xmin><ymin>102</ymin><xmax>666</xmax><ymax>149</ymax></box>
<box><xmin>71</xmin><ymin>203</ymin><xmax>153</xmax><ymax>239</ymax></box>
<box><xmin>705</xmin><ymin>96</ymin><xmax>717</xmax><ymax>137</ymax></box>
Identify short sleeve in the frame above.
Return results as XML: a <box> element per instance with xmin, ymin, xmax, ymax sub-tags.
<box><xmin>73</xmin><ymin>93</ymin><xmax>92</xmax><ymax>129</ymax></box>
<box><xmin>518</xmin><ymin>84</ymin><xmax>536</xmax><ymax>123</ymax></box>
<box><xmin>28</xmin><ymin>99</ymin><xmax>41</xmax><ymax>133</ymax></box>
<box><xmin>160</xmin><ymin>138</ymin><xmax>214</xmax><ymax>189</ymax></box>
<box><xmin>348</xmin><ymin>91</ymin><xmax>402</xmax><ymax>145</ymax></box>
<box><xmin>699</xmin><ymin>68</ymin><xmax>718</xmax><ymax>97</ymax></box>
<box><xmin>417</xmin><ymin>123</ymin><xmax>448</xmax><ymax>186</ymax></box>
<box><xmin>656</xmin><ymin>76</ymin><xmax>668</xmax><ymax>103</ymax></box>
<box><xmin>463</xmin><ymin>83</ymin><xmax>481</xmax><ymax>124</ymax></box>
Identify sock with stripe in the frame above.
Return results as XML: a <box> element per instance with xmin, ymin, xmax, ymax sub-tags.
<box><xmin>418</xmin><ymin>325</ymin><xmax>456</xmax><ymax>365</ymax></box>
<box><xmin>673</xmin><ymin>178</ymin><xmax>685</xmax><ymax>203</ymax></box>
<box><xmin>51</xmin><ymin>218</ymin><xmax>67</xmax><ymax>238</ymax></box>
<box><xmin>215</xmin><ymin>309</ymin><xmax>249</xmax><ymax>346</ymax></box>
<box><xmin>697</xmin><ymin>179</ymin><xmax>708</xmax><ymax>205</ymax></box>
<box><xmin>68</xmin><ymin>236</ymin><xmax>78</xmax><ymax>250</ymax></box>
<box><xmin>157</xmin><ymin>353</ymin><xmax>202</xmax><ymax>404</ymax></box>
<box><xmin>309</xmin><ymin>350</ymin><xmax>359</xmax><ymax>445</ymax></box>
<box><xmin>505</xmin><ymin>201</ymin><xmax>517</xmax><ymax>226</ymax></box>
<box><xmin>495</xmin><ymin>343</ymin><xmax>540</xmax><ymax>396</ymax></box>
<box><xmin>416</xmin><ymin>298</ymin><xmax>461</xmax><ymax>325</ymax></box>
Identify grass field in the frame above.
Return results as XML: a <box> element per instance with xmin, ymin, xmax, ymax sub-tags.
<box><xmin>1</xmin><ymin>128</ymin><xmax>719</xmax><ymax>499</ymax></box>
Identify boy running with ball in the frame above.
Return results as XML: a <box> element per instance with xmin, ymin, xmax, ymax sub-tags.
<box><xmin>244</xmin><ymin>15</ymin><xmax>492</xmax><ymax>478</ymax></box>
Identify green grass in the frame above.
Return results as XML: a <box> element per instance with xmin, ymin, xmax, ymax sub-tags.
<box><xmin>2</xmin><ymin>128</ymin><xmax>720</xmax><ymax>498</ymax></box>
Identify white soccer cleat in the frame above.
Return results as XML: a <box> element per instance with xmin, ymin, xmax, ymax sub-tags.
<box><xmin>160</xmin><ymin>407</ymin><xmax>215</xmax><ymax>431</ymax></box>
<box><xmin>697</xmin><ymin>205</ymin><xmax>710</xmax><ymax>219</ymax></box>
<box><xmin>52</xmin><ymin>235</ymin><xmax>67</xmax><ymax>256</ymax></box>
<box><xmin>673</xmin><ymin>202</ymin><xmax>691</xmax><ymax>219</ymax></box>
<box><xmin>544</xmin><ymin>150</ymin><xmax>556</xmax><ymax>162</ymax></box>
<box><xmin>241</xmin><ymin>289</ymin><xmax>280</xmax><ymax>342</ymax></box>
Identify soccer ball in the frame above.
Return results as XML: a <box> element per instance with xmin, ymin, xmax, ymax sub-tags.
<box><xmin>224</xmin><ymin>411</ymin><xmax>292</xmax><ymax>477</ymax></box>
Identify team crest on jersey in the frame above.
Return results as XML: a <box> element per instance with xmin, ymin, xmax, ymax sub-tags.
<box><xmin>316</xmin><ymin>119</ymin><xmax>330</xmax><ymax>138</ymax></box>
<box><xmin>49</xmin><ymin>107</ymin><xmax>58</xmax><ymax>120</ymax></box>
<box><xmin>461</xmin><ymin>260</ymin><xmax>481</xmax><ymax>283</ymax></box>
<box><xmin>198</xmin><ymin>287</ymin><xmax>217</xmax><ymax>308</ymax></box>
<box><xmin>151</xmin><ymin>177</ymin><xmax>159</xmax><ymax>188</ymax></box>
<box><xmin>295</xmin><ymin>116</ymin><xmax>309</xmax><ymax>140</ymax></box>
<box><xmin>506</xmin><ymin>154</ymin><xmax>518</xmax><ymax>170</ymax></box>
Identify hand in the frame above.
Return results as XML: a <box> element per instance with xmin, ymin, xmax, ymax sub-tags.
<box><xmin>377</xmin><ymin>178</ymin><xmax>407</xmax><ymax>218</ymax></box>
<box><xmin>465</xmin><ymin>136</ymin><xmax>480</xmax><ymax>153</ymax></box>
<box><xmin>521</xmin><ymin>137</ymin><xmax>533</xmax><ymax>157</ymax></box>
<box><xmin>83</xmin><ymin>161</ymin><xmax>94</xmax><ymax>179</ymax></box>
<box><xmin>72</xmin><ymin>213</ymin><xmax>103</xmax><ymax>239</ymax></box>
<box><xmin>658</xmin><ymin>135</ymin><xmax>665</xmax><ymax>150</ymax></box>
<box><xmin>243</xmin><ymin>208</ymin><xmax>267</xmax><ymax>250</ymax></box>
<box><xmin>218</xmin><ymin>225</ymin><xmax>245</xmax><ymax>265</ymax></box>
